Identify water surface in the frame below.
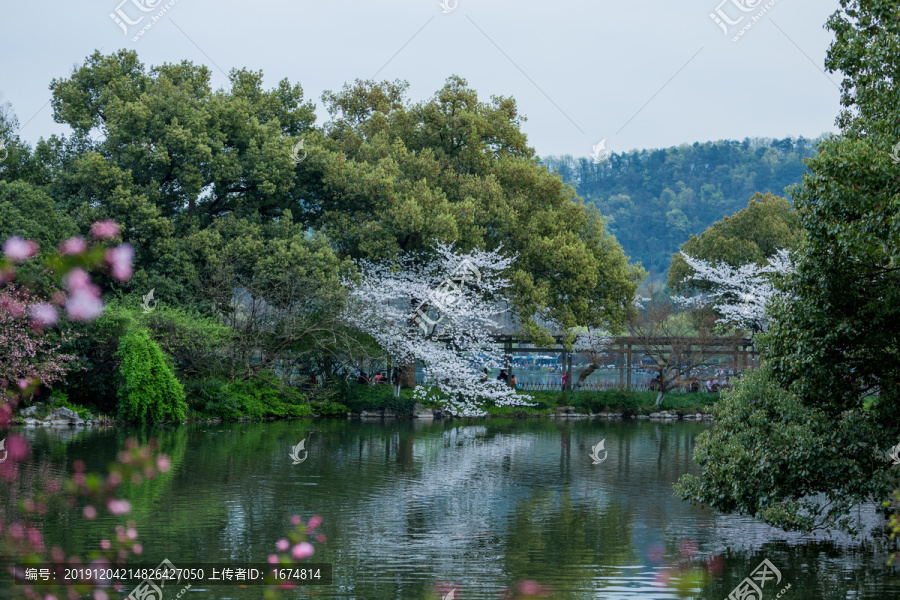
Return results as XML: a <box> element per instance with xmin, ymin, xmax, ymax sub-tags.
<box><xmin>4</xmin><ymin>419</ymin><xmax>898</xmax><ymax>599</ymax></box>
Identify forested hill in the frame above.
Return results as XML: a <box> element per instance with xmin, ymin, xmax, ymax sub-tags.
<box><xmin>542</xmin><ymin>136</ymin><xmax>823</xmax><ymax>275</ymax></box>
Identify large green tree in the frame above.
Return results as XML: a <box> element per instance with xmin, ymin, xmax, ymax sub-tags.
<box><xmin>677</xmin><ymin>0</ymin><xmax>900</xmax><ymax>534</ymax></box>
<box><xmin>765</xmin><ymin>0</ymin><xmax>900</xmax><ymax>414</ymax></box>
<box><xmin>306</xmin><ymin>77</ymin><xmax>643</xmax><ymax>341</ymax></box>
<box><xmin>45</xmin><ymin>50</ymin><xmax>319</xmax><ymax>304</ymax></box>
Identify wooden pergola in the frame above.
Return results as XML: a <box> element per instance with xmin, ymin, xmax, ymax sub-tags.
<box><xmin>491</xmin><ymin>334</ymin><xmax>755</xmax><ymax>388</ymax></box>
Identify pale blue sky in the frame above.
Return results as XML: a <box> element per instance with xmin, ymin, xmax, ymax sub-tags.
<box><xmin>0</xmin><ymin>0</ymin><xmax>841</xmax><ymax>158</ymax></box>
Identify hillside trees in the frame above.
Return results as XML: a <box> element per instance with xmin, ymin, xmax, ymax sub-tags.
<box><xmin>544</xmin><ymin>139</ymin><xmax>818</xmax><ymax>274</ymax></box>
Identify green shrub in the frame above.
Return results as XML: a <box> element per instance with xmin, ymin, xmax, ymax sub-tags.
<box><xmin>116</xmin><ymin>327</ymin><xmax>188</xmax><ymax>423</ymax></box>
<box><xmin>675</xmin><ymin>365</ymin><xmax>894</xmax><ymax>534</ymax></box>
<box><xmin>184</xmin><ymin>375</ymin><xmax>311</xmax><ymax>420</ymax></box>
<box><xmin>341</xmin><ymin>384</ymin><xmax>418</xmax><ymax>415</ymax></box>
<box><xmin>47</xmin><ymin>389</ymin><xmax>93</xmax><ymax>420</ymax></box>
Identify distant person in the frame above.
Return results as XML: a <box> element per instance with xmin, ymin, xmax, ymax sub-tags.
<box><xmin>481</xmin><ymin>367</ymin><xmax>489</xmax><ymax>383</ymax></box>
<box><xmin>391</xmin><ymin>368</ymin><xmax>401</xmax><ymax>397</ymax></box>
<box><xmin>561</xmin><ymin>372</ymin><xmax>569</xmax><ymax>389</ymax></box>
<box><xmin>497</xmin><ymin>369</ymin><xmax>509</xmax><ymax>383</ymax></box>
<box><xmin>510</xmin><ymin>374</ymin><xmax>517</xmax><ymax>388</ymax></box>
<box><xmin>690</xmin><ymin>380</ymin><xmax>699</xmax><ymax>393</ymax></box>
<box><xmin>706</xmin><ymin>379</ymin><xmax>713</xmax><ymax>393</ymax></box>
<box><xmin>358</xmin><ymin>371</ymin><xmax>370</xmax><ymax>385</ymax></box>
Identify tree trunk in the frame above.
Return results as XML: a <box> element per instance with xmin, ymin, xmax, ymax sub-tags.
<box><xmin>401</xmin><ymin>360</ymin><xmax>416</xmax><ymax>388</ymax></box>
<box><xmin>655</xmin><ymin>390</ymin><xmax>666</xmax><ymax>406</ymax></box>
<box><xmin>578</xmin><ymin>362</ymin><xmax>599</xmax><ymax>385</ymax></box>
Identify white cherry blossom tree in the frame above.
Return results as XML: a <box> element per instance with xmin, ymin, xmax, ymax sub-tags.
<box><xmin>343</xmin><ymin>244</ymin><xmax>535</xmax><ymax>417</ymax></box>
<box><xmin>674</xmin><ymin>249</ymin><xmax>793</xmax><ymax>336</ymax></box>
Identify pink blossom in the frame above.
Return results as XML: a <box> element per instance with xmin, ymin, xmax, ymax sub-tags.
<box><xmin>432</xmin><ymin>582</ymin><xmax>460</xmax><ymax>600</ymax></box>
<box><xmin>276</xmin><ymin>539</ymin><xmax>289</xmax><ymax>552</ymax></box>
<box><xmin>4</xmin><ymin>435</ymin><xmax>29</xmax><ymax>462</ymax></box>
<box><xmin>59</xmin><ymin>237</ymin><xmax>87</xmax><ymax>256</ymax></box>
<box><xmin>306</xmin><ymin>515</ymin><xmax>323</xmax><ymax>534</ymax></box>
<box><xmin>653</xmin><ymin>569</ymin><xmax>672</xmax><ymax>587</ymax></box>
<box><xmin>132</xmin><ymin>543</ymin><xmax>142</xmax><ymax>555</ymax></box>
<box><xmin>93</xmin><ymin>591</ymin><xmax>109</xmax><ymax>600</ymax></box>
<box><xmin>646</xmin><ymin>543</ymin><xmax>665</xmax><ymax>564</ymax></box>
<box><xmin>516</xmin><ymin>580</ymin><xmax>552</xmax><ymax>597</ymax></box>
<box><xmin>9</xmin><ymin>524</ymin><xmax>23</xmax><ymax>539</ymax></box>
<box><xmin>27</xmin><ymin>526</ymin><xmax>43</xmax><ymax>548</ymax></box>
<box><xmin>107</xmin><ymin>499</ymin><xmax>131</xmax><ymax>515</ymax></box>
<box><xmin>267</xmin><ymin>554</ymin><xmax>279</xmax><ymax>564</ymax></box>
<box><xmin>126</xmin><ymin>527</ymin><xmax>138</xmax><ymax>540</ymax></box>
<box><xmin>316</xmin><ymin>533</ymin><xmax>326</xmax><ymax>543</ymax></box>
<box><xmin>90</xmin><ymin>221</ymin><xmax>120</xmax><ymax>240</ymax></box>
<box><xmin>29</xmin><ymin>303</ymin><xmax>59</xmax><ymax>328</ymax></box>
<box><xmin>83</xmin><ymin>505</ymin><xmax>97</xmax><ymax>520</ymax></box>
<box><xmin>66</xmin><ymin>289</ymin><xmax>104</xmax><ymax>321</ymax></box>
<box><xmin>3</xmin><ymin>236</ymin><xmax>38</xmax><ymax>262</ymax></box>
<box><xmin>678</xmin><ymin>538</ymin><xmax>698</xmax><ymax>559</ymax></box>
<box><xmin>291</xmin><ymin>542</ymin><xmax>314</xmax><ymax>560</ymax></box>
<box><xmin>104</xmin><ymin>244</ymin><xmax>134</xmax><ymax>282</ymax></box>
<box><xmin>706</xmin><ymin>554</ymin><xmax>725</xmax><ymax>575</ymax></box>
<box><xmin>290</xmin><ymin>515</ymin><xmax>301</xmax><ymax>526</ymax></box>
<box><xmin>156</xmin><ymin>456</ymin><xmax>171</xmax><ymax>473</ymax></box>
<box><xmin>100</xmin><ymin>539</ymin><xmax>111</xmax><ymax>550</ymax></box>
<box><xmin>63</xmin><ymin>268</ymin><xmax>92</xmax><ymax>291</ymax></box>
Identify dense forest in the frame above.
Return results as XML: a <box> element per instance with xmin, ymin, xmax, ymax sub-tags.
<box><xmin>542</xmin><ymin>137</ymin><xmax>823</xmax><ymax>275</ymax></box>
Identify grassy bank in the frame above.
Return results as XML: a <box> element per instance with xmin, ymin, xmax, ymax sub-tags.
<box><xmin>321</xmin><ymin>384</ymin><xmax>720</xmax><ymax>418</ymax></box>
<box><xmin>12</xmin><ymin>383</ymin><xmax>721</xmax><ymax>425</ymax></box>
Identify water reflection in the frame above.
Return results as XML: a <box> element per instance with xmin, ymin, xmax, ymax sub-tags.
<box><xmin>1</xmin><ymin>419</ymin><xmax>898</xmax><ymax>599</ymax></box>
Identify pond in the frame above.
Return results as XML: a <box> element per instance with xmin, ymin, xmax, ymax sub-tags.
<box><xmin>3</xmin><ymin>419</ymin><xmax>898</xmax><ymax>599</ymax></box>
